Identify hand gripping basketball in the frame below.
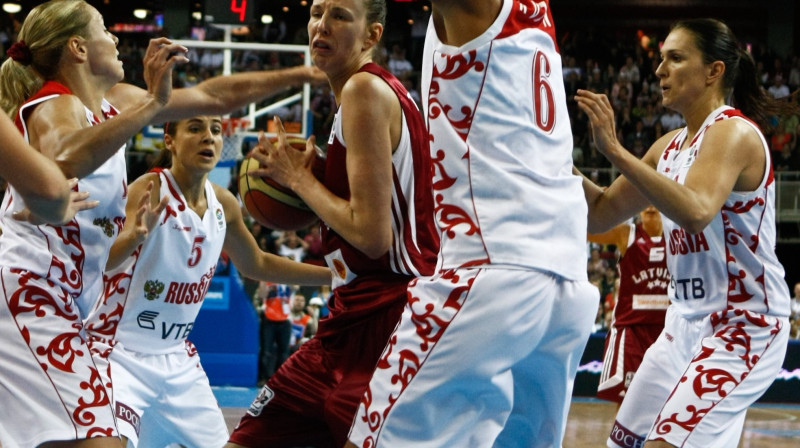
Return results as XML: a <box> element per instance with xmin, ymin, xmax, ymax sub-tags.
<box><xmin>239</xmin><ymin>130</ymin><xmax>325</xmax><ymax>230</ymax></box>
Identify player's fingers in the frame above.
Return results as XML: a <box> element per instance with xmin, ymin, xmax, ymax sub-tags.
<box><xmin>155</xmin><ymin>194</ymin><xmax>170</xmax><ymax>214</ymax></box>
<box><xmin>250</xmin><ymin>150</ymin><xmax>269</xmax><ymax>166</ymax></box>
<box><xmin>246</xmin><ymin>168</ymin><xmax>270</xmax><ymax>178</ymax></box>
<box><xmin>256</xmin><ymin>132</ymin><xmax>271</xmax><ymax>154</ymax></box>
<box><xmin>74</xmin><ymin>199</ymin><xmax>100</xmax><ymax>212</ymax></box>
<box><xmin>273</xmin><ymin>116</ymin><xmax>287</xmax><ymax>149</ymax></box>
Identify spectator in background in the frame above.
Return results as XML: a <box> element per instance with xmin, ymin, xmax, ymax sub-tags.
<box><xmin>768</xmin><ymin>74</ymin><xmax>790</xmax><ymax>99</ymax></box>
<box><xmin>276</xmin><ymin>230</ymin><xmax>308</xmax><ymax>262</ymax></box>
<box><xmin>386</xmin><ymin>42</ymin><xmax>414</xmax><ymax>80</ymax></box>
<box><xmin>310</xmin><ymin>83</ymin><xmax>336</xmax><ymax>144</ymax></box>
<box><xmin>288</xmin><ymin>293</ymin><xmax>311</xmax><ymax>352</ymax></box>
<box><xmin>257</xmin><ymin>282</ymin><xmax>296</xmax><ymax>381</ymax></box>
<box><xmin>658</xmin><ymin>107</ymin><xmax>685</xmax><ymax>132</ymax></box>
<box><xmin>619</xmin><ymin>56</ymin><xmax>641</xmax><ymax>86</ymax></box>
<box><xmin>302</xmin><ymin>221</ymin><xmax>325</xmax><ymax>266</ymax></box>
<box><xmin>288</xmin><ymin>294</ymin><xmax>323</xmax><ymax>353</ymax></box>
<box><xmin>587</xmin><ymin>245</ymin><xmax>609</xmax><ymax>282</ymax></box>
<box><xmin>771</xmin><ymin>120</ymin><xmax>792</xmax><ymax>158</ymax></box>
<box><xmin>787</xmin><ymin>55</ymin><xmax>800</xmax><ymax>92</ymax></box>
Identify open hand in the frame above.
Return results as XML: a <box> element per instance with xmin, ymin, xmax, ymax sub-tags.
<box><xmin>12</xmin><ymin>178</ymin><xmax>99</xmax><ymax>225</ymax></box>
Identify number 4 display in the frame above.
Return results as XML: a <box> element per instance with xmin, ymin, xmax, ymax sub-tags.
<box><xmin>205</xmin><ymin>0</ymin><xmax>253</xmax><ymax>24</ymax></box>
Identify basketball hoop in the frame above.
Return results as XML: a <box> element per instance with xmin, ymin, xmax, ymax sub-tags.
<box><xmin>219</xmin><ymin>117</ymin><xmax>250</xmax><ymax>167</ymax></box>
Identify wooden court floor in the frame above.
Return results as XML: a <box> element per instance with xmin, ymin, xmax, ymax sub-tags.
<box><xmin>221</xmin><ymin>398</ymin><xmax>800</xmax><ymax>447</ymax></box>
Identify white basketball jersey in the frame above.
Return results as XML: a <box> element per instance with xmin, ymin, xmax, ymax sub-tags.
<box><xmin>0</xmin><ymin>84</ymin><xmax>126</xmax><ymax>317</ymax></box>
<box><xmin>656</xmin><ymin>106</ymin><xmax>790</xmax><ymax>318</ymax></box>
<box><xmin>85</xmin><ymin>170</ymin><xmax>227</xmax><ymax>354</ymax></box>
<box><xmin>421</xmin><ymin>0</ymin><xmax>587</xmax><ymax>280</ymax></box>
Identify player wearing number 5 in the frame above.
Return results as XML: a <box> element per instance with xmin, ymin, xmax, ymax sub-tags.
<box><xmin>84</xmin><ymin>116</ymin><xmax>331</xmax><ymax>448</ymax></box>
<box><xmin>346</xmin><ymin>1</ymin><xmax>597</xmax><ymax>447</ymax></box>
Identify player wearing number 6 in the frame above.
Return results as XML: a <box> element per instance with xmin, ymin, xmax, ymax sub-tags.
<box><xmin>346</xmin><ymin>1</ymin><xmax>598</xmax><ymax>447</ymax></box>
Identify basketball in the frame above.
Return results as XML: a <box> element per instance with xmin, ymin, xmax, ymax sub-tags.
<box><xmin>239</xmin><ymin>136</ymin><xmax>324</xmax><ymax>231</ymax></box>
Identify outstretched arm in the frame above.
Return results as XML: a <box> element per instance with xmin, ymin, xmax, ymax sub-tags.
<box><xmin>576</xmin><ymin>89</ymin><xmax>762</xmax><ymax>234</ymax></box>
<box><xmin>108</xmin><ymin>63</ymin><xmax>325</xmax><ymax>125</ymax></box>
<box><xmin>217</xmin><ymin>186</ymin><xmax>331</xmax><ymax>286</ymax></box>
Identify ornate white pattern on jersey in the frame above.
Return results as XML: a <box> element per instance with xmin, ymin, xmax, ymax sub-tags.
<box><xmin>421</xmin><ymin>0</ymin><xmax>587</xmax><ymax>279</ymax></box>
<box><xmin>0</xmin><ymin>87</ymin><xmax>126</xmax><ymax>317</ymax></box>
<box><xmin>85</xmin><ymin>170</ymin><xmax>226</xmax><ymax>354</ymax></box>
<box><xmin>656</xmin><ymin>105</ymin><xmax>790</xmax><ymax>319</ymax></box>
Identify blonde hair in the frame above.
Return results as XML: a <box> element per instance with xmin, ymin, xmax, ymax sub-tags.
<box><xmin>0</xmin><ymin>0</ymin><xmax>93</xmax><ymax>117</ymax></box>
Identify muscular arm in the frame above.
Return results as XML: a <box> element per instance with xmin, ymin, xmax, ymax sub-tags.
<box><xmin>296</xmin><ymin>74</ymin><xmax>399</xmax><ymax>258</ymax></box>
<box><xmin>217</xmin><ymin>186</ymin><xmax>331</xmax><ymax>286</ymax></box>
<box><xmin>106</xmin><ymin>65</ymin><xmax>322</xmax><ymax>125</ymax></box>
<box><xmin>576</xmin><ymin>90</ymin><xmax>762</xmax><ymax>234</ymax></box>
<box><xmin>254</xmin><ymin>73</ymin><xmax>402</xmax><ymax>259</ymax></box>
<box><xmin>0</xmin><ymin>114</ymin><xmax>72</xmax><ymax>222</ymax></box>
<box><xmin>28</xmin><ymin>94</ymin><xmax>164</xmax><ymax>179</ymax></box>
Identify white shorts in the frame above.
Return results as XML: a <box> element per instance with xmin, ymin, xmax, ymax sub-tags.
<box><xmin>348</xmin><ymin>267</ymin><xmax>598</xmax><ymax>447</ymax></box>
<box><xmin>608</xmin><ymin>306</ymin><xmax>789</xmax><ymax>448</ymax></box>
<box><xmin>91</xmin><ymin>339</ymin><xmax>228</xmax><ymax>448</ymax></box>
<box><xmin>0</xmin><ymin>268</ymin><xmax>118</xmax><ymax>448</ymax></box>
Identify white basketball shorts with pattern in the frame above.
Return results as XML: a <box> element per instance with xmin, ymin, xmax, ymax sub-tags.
<box><xmin>608</xmin><ymin>305</ymin><xmax>789</xmax><ymax>448</ymax></box>
<box><xmin>348</xmin><ymin>267</ymin><xmax>598</xmax><ymax>447</ymax></box>
<box><xmin>91</xmin><ymin>339</ymin><xmax>229</xmax><ymax>447</ymax></box>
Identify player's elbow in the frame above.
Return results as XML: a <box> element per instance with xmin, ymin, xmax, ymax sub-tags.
<box><xmin>356</xmin><ymin>233</ymin><xmax>392</xmax><ymax>260</ymax></box>
<box><xmin>679</xmin><ymin>213</ymin><xmax>713</xmax><ymax>235</ymax></box>
<box><xmin>29</xmin><ymin>181</ymin><xmax>71</xmax><ymax>222</ymax></box>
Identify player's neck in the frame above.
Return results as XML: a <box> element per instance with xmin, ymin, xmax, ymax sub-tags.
<box><xmin>170</xmin><ymin>168</ymin><xmax>209</xmax><ymax>215</ymax></box>
<box><xmin>431</xmin><ymin>0</ymin><xmax>502</xmax><ymax>47</ymax></box>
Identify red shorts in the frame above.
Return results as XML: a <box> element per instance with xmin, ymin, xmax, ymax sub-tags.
<box><xmin>597</xmin><ymin>324</ymin><xmax>663</xmax><ymax>403</ymax></box>
<box><xmin>228</xmin><ymin>296</ymin><xmax>405</xmax><ymax>448</ymax></box>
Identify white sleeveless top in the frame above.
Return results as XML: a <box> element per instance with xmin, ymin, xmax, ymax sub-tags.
<box><xmin>421</xmin><ymin>0</ymin><xmax>587</xmax><ymax>279</ymax></box>
<box><xmin>85</xmin><ymin>170</ymin><xmax>227</xmax><ymax>354</ymax></box>
<box><xmin>0</xmin><ymin>90</ymin><xmax>126</xmax><ymax>317</ymax></box>
<box><xmin>656</xmin><ymin>105</ymin><xmax>790</xmax><ymax>318</ymax></box>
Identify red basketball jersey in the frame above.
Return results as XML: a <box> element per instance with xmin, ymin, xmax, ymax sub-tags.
<box><xmin>316</xmin><ymin>62</ymin><xmax>439</xmax><ymax>337</ymax></box>
<box><xmin>613</xmin><ymin>223</ymin><xmax>670</xmax><ymax>327</ymax></box>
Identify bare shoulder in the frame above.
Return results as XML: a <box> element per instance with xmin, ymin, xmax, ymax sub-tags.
<box><xmin>340</xmin><ymin>71</ymin><xmax>399</xmax><ymax>124</ymax></box>
<box><xmin>29</xmin><ymin>94</ymin><xmax>87</xmax><ymax>125</ymax></box>
<box><xmin>704</xmin><ymin>117</ymin><xmax>762</xmax><ymax>149</ymax></box>
<box><xmin>106</xmin><ymin>82</ymin><xmax>146</xmax><ymax>111</ymax></box>
<box><xmin>342</xmin><ymin>72</ymin><xmax>395</xmax><ymax>105</ymax></box>
<box><xmin>128</xmin><ymin>171</ymin><xmax>161</xmax><ymax>193</ymax></box>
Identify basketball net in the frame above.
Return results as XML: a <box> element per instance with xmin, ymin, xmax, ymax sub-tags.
<box><xmin>220</xmin><ymin>117</ymin><xmax>250</xmax><ymax>167</ymax></box>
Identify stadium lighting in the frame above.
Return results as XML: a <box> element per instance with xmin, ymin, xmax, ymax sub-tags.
<box><xmin>2</xmin><ymin>3</ymin><xmax>22</xmax><ymax>14</ymax></box>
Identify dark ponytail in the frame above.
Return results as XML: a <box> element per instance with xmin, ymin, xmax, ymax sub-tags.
<box><xmin>673</xmin><ymin>18</ymin><xmax>799</xmax><ymax>130</ymax></box>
